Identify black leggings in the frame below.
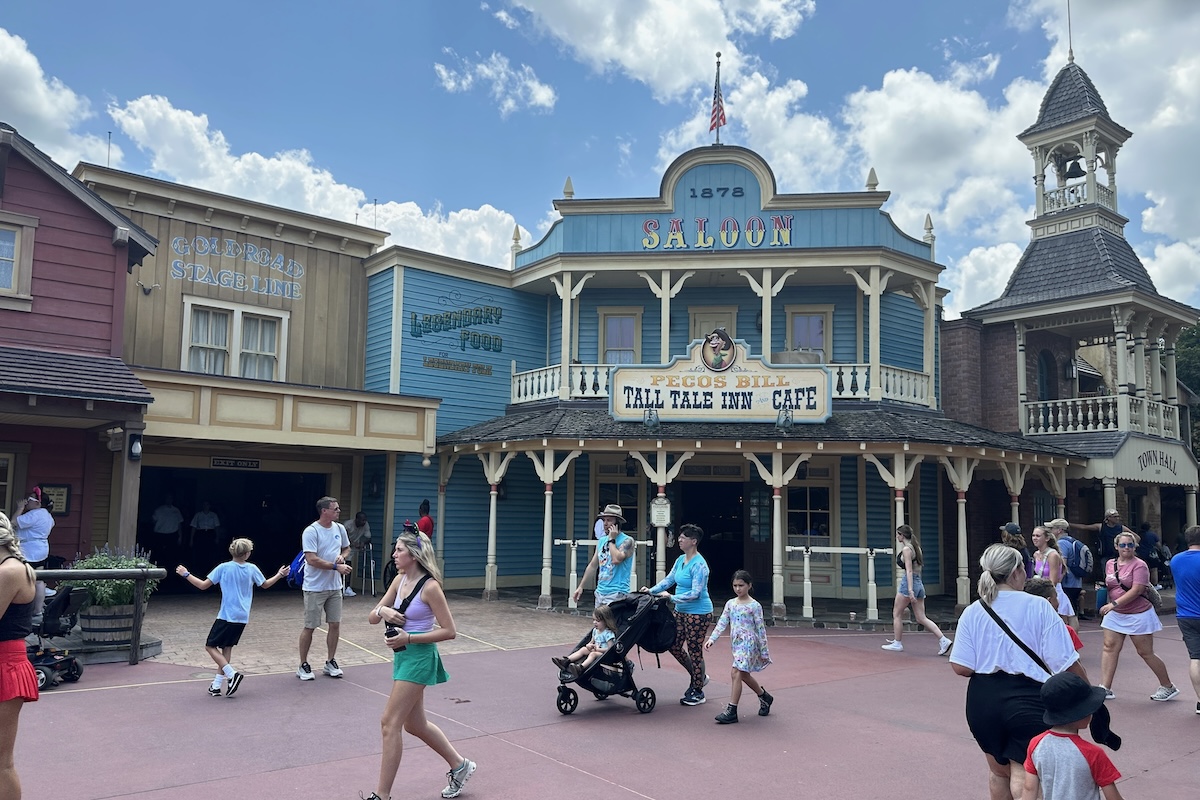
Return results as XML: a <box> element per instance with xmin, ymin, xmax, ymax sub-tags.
<box><xmin>669</xmin><ymin>610</ymin><xmax>711</xmax><ymax>693</ymax></box>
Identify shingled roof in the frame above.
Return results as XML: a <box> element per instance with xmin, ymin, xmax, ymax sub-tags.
<box><xmin>437</xmin><ymin>405</ymin><xmax>1082</xmax><ymax>459</ymax></box>
<box><xmin>964</xmin><ymin>228</ymin><xmax>1156</xmax><ymax>315</ymax></box>
<box><xmin>1020</xmin><ymin>62</ymin><xmax>1128</xmax><ymax>138</ymax></box>
<box><xmin>0</xmin><ymin>345</ymin><xmax>153</xmax><ymax>405</ymax></box>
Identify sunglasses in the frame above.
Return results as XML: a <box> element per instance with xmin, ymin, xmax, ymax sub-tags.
<box><xmin>1117</xmin><ymin>542</ymin><xmax>1136</xmax><ymax>548</ymax></box>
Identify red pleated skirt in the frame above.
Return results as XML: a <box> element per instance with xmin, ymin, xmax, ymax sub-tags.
<box><xmin>0</xmin><ymin>639</ymin><xmax>39</xmax><ymax>703</ymax></box>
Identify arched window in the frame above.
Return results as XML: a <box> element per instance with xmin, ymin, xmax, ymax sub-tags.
<box><xmin>1037</xmin><ymin>350</ymin><xmax>1058</xmax><ymax>401</ymax></box>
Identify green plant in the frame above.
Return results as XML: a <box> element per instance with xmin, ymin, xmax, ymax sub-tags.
<box><xmin>65</xmin><ymin>546</ymin><xmax>161</xmax><ymax>607</ymax></box>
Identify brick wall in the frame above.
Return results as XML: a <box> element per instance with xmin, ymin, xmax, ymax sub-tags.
<box><xmin>980</xmin><ymin>324</ymin><xmax>1019</xmax><ymax>431</ymax></box>
<box><xmin>940</xmin><ymin>317</ymin><xmax>983</xmax><ymax>425</ymax></box>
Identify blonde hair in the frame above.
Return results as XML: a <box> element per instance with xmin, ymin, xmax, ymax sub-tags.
<box><xmin>396</xmin><ymin>529</ymin><xmax>441</xmax><ymax>583</ymax></box>
<box><xmin>594</xmin><ymin>604</ymin><xmax>617</xmax><ymax>632</ymax></box>
<box><xmin>896</xmin><ymin>525</ymin><xmax>923</xmax><ymax>566</ymax></box>
<box><xmin>0</xmin><ymin>512</ymin><xmax>37</xmax><ymax>584</ymax></box>
<box><xmin>1114</xmin><ymin>531</ymin><xmax>1139</xmax><ymax>551</ymax></box>
<box><xmin>977</xmin><ymin>543</ymin><xmax>1024</xmax><ymax>604</ymax></box>
<box><xmin>1035</xmin><ymin>525</ymin><xmax>1059</xmax><ymax>552</ymax></box>
<box><xmin>229</xmin><ymin>538</ymin><xmax>254</xmax><ymax>557</ymax></box>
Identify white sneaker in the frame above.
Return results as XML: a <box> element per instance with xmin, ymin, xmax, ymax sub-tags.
<box><xmin>881</xmin><ymin>640</ymin><xmax>904</xmax><ymax>652</ymax></box>
<box><xmin>343</xmin><ymin>587</ymin><xmax>357</xmax><ymax>597</ymax></box>
<box><xmin>296</xmin><ymin>662</ymin><xmax>315</xmax><ymax>681</ymax></box>
<box><xmin>1100</xmin><ymin>686</ymin><xmax>1115</xmax><ymax>700</ymax></box>
<box><xmin>1150</xmin><ymin>685</ymin><xmax>1179</xmax><ymax>702</ymax></box>
<box><xmin>43</xmin><ymin>588</ymin><xmax>57</xmax><ymax>597</ymax></box>
<box><xmin>323</xmin><ymin>659</ymin><xmax>344</xmax><ymax>678</ymax></box>
<box><xmin>938</xmin><ymin>637</ymin><xmax>953</xmax><ymax>656</ymax></box>
<box><xmin>442</xmin><ymin>759</ymin><xmax>476</xmax><ymax>799</ymax></box>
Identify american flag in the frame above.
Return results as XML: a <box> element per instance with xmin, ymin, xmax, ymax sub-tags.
<box><xmin>710</xmin><ymin>59</ymin><xmax>726</xmax><ymax>133</ymax></box>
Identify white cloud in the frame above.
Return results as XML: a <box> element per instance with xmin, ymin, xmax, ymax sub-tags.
<box><xmin>943</xmin><ymin>242</ymin><xmax>1026</xmax><ymax>319</ymax></box>
<box><xmin>509</xmin><ymin>0</ymin><xmax>813</xmax><ymax>102</ymax></box>
<box><xmin>434</xmin><ymin>49</ymin><xmax>556</xmax><ymax>117</ymax></box>
<box><xmin>108</xmin><ymin>95</ymin><xmax>526</xmax><ymax>268</ymax></box>
<box><xmin>1139</xmin><ymin>239</ymin><xmax>1200</xmax><ymax>310</ymax></box>
<box><xmin>0</xmin><ymin>28</ymin><xmax>117</xmax><ymax>168</ymax></box>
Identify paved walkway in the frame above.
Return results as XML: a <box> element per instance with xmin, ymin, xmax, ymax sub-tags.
<box><xmin>17</xmin><ymin>588</ymin><xmax>1199</xmax><ymax>799</ymax></box>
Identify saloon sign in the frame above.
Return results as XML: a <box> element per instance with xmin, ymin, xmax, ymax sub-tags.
<box><xmin>609</xmin><ymin>332</ymin><xmax>831</xmax><ymax>423</ymax></box>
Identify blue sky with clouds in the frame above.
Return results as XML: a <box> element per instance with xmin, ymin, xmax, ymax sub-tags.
<box><xmin>2</xmin><ymin>0</ymin><xmax>1197</xmax><ymax>318</ymax></box>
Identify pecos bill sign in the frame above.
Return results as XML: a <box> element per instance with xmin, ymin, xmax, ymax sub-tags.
<box><xmin>609</xmin><ymin>332</ymin><xmax>831</xmax><ymax>423</ymax></box>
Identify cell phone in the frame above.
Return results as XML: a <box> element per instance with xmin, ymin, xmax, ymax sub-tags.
<box><xmin>384</xmin><ymin>624</ymin><xmax>400</xmax><ymax>638</ymax></box>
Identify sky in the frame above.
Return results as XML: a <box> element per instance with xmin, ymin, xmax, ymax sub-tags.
<box><xmin>2</xmin><ymin>0</ymin><xmax>1198</xmax><ymax>319</ymax></box>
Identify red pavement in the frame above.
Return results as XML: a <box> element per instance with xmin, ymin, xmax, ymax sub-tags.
<box><xmin>19</xmin><ymin>621</ymin><xmax>1199</xmax><ymax>799</ymax></box>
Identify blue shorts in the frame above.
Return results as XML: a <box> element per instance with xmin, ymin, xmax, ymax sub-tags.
<box><xmin>898</xmin><ymin>574</ymin><xmax>926</xmax><ymax>599</ymax></box>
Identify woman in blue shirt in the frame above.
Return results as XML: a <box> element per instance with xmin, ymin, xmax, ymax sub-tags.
<box><xmin>643</xmin><ymin>523</ymin><xmax>713</xmax><ymax>706</ymax></box>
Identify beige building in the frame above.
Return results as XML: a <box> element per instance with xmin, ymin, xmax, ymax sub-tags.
<box><xmin>73</xmin><ymin>165</ymin><xmax>438</xmax><ymax>575</ymax></box>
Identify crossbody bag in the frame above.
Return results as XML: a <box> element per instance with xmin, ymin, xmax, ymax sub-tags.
<box><xmin>1107</xmin><ymin>559</ymin><xmax>1163</xmax><ymax>610</ymax></box>
<box><xmin>387</xmin><ymin>573</ymin><xmax>433</xmax><ymax>650</ymax></box>
<box><xmin>980</xmin><ymin>599</ymin><xmax>1052</xmax><ymax>675</ymax></box>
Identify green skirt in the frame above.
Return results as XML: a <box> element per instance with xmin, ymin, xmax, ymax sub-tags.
<box><xmin>393</xmin><ymin>641</ymin><xmax>449</xmax><ymax>685</ymax></box>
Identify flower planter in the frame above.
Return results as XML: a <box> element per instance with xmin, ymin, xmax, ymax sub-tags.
<box><xmin>79</xmin><ymin>604</ymin><xmax>138</xmax><ymax>644</ymax></box>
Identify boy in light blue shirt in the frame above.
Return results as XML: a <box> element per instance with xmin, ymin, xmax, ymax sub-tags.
<box><xmin>177</xmin><ymin>538</ymin><xmax>290</xmax><ymax>697</ymax></box>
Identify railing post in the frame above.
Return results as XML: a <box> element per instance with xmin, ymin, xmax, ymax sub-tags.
<box><xmin>866</xmin><ymin>549</ymin><xmax>880</xmax><ymax>621</ymax></box>
<box><xmin>129</xmin><ymin>577</ymin><xmax>148</xmax><ymax>665</ymax></box>
<box><xmin>802</xmin><ymin>547</ymin><xmax>813</xmax><ymax>619</ymax></box>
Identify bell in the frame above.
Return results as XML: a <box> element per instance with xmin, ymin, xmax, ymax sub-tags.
<box><xmin>1064</xmin><ymin>158</ymin><xmax>1086</xmax><ymax>179</ymax></box>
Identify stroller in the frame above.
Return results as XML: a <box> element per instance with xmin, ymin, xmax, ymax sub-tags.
<box><xmin>27</xmin><ymin>586</ymin><xmax>87</xmax><ymax>690</ymax></box>
<box><xmin>554</xmin><ymin>592</ymin><xmax>676</xmax><ymax>715</ymax></box>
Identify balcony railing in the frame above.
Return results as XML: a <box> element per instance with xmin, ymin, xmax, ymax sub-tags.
<box><xmin>1022</xmin><ymin>394</ymin><xmax>1179</xmax><ymax>439</ymax></box>
<box><xmin>1043</xmin><ymin>181</ymin><xmax>1116</xmax><ymax>214</ymax></box>
<box><xmin>511</xmin><ymin>362</ymin><xmax>932</xmax><ymax>406</ymax></box>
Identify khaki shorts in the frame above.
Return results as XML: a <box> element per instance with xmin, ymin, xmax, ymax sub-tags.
<box><xmin>303</xmin><ymin>589</ymin><xmax>343</xmax><ymax>629</ymax></box>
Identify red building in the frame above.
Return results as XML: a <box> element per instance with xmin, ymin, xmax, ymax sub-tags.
<box><xmin>0</xmin><ymin>123</ymin><xmax>157</xmax><ymax>559</ymax></box>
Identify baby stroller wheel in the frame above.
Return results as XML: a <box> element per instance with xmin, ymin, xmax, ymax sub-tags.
<box><xmin>635</xmin><ymin>687</ymin><xmax>656</xmax><ymax>714</ymax></box>
<box><xmin>556</xmin><ymin>686</ymin><xmax>578</xmax><ymax>715</ymax></box>
<box><xmin>62</xmin><ymin>660</ymin><xmax>83</xmax><ymax>683</ymax></box>
<box><xmin>34</xmin><ymin>667</ymin><xmax>51</xmax><ymax>690</ymax></box>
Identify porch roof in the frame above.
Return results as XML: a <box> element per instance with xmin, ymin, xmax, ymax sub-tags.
<box><xmin>0</xmin><ymin>345</ymin><xmax>152</xmax><ymax>405</ymax></box>
<box><xmin>437</xmin><ymin>405</ymin><xmax>1083</xmax><ymax>459</ymax></box>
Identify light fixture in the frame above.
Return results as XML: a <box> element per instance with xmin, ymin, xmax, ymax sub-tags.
<box><xmin>368</xmin><ymin>473</ymin><xmax>381</xmax><ymax>499</ymax></box>
<box><xmin>756</xmin><ymin>310</ymin><xmax>763</xmax><ymax>332</ymax></box>
<box><xmin>127</xmin><ymin>433</ymin><xmax>143</xmax><ymax>461</ymax></box>
<box><xmin>775</xmin><ymin>408</ymin><xmax>794</xmax><ymax>430</ymax></box>
<box><xmin>495</xmin><ymin>479</ymin><xmax>507</xmax><ymax>501</ymax></box>
<box><xmin>625</xmin><ymin>455</ymin><xmax>639</xmax><ymax>477</ymax></box>
<box><xmin>643</xmin><ymin>409</ymin><xmax>660</xmax><ymax>429</ymax></box>
<box><xmin>1063</xmin><ymin>359</ymin><xmax>1078</xmax><ymax>381</ymax></box>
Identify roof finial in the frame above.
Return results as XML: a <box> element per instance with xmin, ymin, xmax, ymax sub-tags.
<box><xmin>1066</xmin><ymin>0</ymin><xmax>1074</xmax><ymax>63</ymax></box>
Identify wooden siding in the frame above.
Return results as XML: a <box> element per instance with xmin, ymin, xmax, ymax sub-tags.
<box><xmin>116</xmin><ymin>210</ymin><xmax>367</xmax><ymax>389</ymax></box>
<box><xmin>88</xmin><ymin>440</ymin><xmax>114</xmax><ymax>552</ymax></box>
<box><xmin>0</xmin><ymin>157</ymin><xmax>122</xmax><ymax>354</ymax></box>
<box><xmin>865</xmin><ymin>467</ymin><xmax>894</xmax><ymax>587</ymax></box>
<box><xmin>0</xmin><ymin>424</ymin><xmax>90</xmax><ymax>559</ymax></box>
<box><xmin>879</xmin><ymin>291</ymin><xmax>925</xmax><ymax>371</ymax></box>
<box><xmin>365</xmin><ymin>270</ymin><xmax>394</xmax><ymax>392</ymax></box>
<box><xmin>397</xmin><ymin>267</ymin><xmax>545</xmax><ymax>436</ymax></box>
<box><xmin>918</xmin><ymin>461</ymin><xmax>940</xmax><ymax>582</ymax></box>
<box><xmin>439</xmin><ymin>456</ymin><xmax>492</xmax><ymax>580</ymax></box>
<box><xmin>838</xmin><ymin>456</ymin><xmax>862</xmax><ymax>587</ymax></box>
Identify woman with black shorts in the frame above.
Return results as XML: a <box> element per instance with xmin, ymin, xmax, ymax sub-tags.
<box><xmin>949</xmin><ymin>543</ymin><xmax>1084</xmax><ymax>800</ymax></box>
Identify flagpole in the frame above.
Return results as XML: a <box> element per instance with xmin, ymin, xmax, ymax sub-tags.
<box><xmin>714</xmin><ymin>52</ymin><xmax>722</xmax><ymax>145</ymax></box>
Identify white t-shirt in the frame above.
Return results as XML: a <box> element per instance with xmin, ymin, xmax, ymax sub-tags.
<box><xmin>15</xmin><ymin>507</ymin><xmax>54</xmax><ymax>562</ymax></box>
<box><xmin>301</xmin><ymin>521</ymin><xmax>349</xmax><ymax>593</ymax></box>
<box><xmin>949</xmin><ymin>589</ymin><xmax>1079</xmax><ymax>681</ymax></box>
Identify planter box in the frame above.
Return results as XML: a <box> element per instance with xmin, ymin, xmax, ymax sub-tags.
<box><xmin>79</xmin><ymin>604</ymin><xmax>137</xmax><ymax>644</ymax></box>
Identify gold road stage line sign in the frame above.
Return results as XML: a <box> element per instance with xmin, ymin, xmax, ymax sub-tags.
<box><xmin>609</xmin><ymin>332</ymin><xmax>831</xmax><ymax>423</ymax></box>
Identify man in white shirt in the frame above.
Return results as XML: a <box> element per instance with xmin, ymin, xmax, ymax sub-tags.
<box><xmin>296</xmin><ymin>496</ymin><xmax>350</xmax><ymax>681</ymax></box>
<box><xmin>152</xmin><ymin>495</ymin><xmax>184</xmax><ymax>545</ymax></box>
<box><xmin>15</xmin><ymin>489</ymin><xmax>54</xmax><ymax>615</ymax></box>
<box><xmin>189</xmin><ymin>501</ymin><xmax>221</xmax><ymax>547</ymax></box>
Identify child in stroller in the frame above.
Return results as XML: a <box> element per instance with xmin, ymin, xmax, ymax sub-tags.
<box><xmin>552</xmin><ymin>604</ymin><xmax>616</xmax><ymax>676</ymax></box>
<box><xmin>553</xmin><ymin>592</ymin><xmax>676</xmax><ymax>715</ymax></box>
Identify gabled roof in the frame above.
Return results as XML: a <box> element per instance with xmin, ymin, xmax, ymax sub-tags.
<box><xmin>437</xmin><ymin>405</ymin><xmax>1082</xmax><ymax>459</ymax></box>
<box><xmin>965</xmin><ymin>228</ymin><xmax>1156</xmax><ymax>315</ymax></box>
<box><xmin>1020</xmin><ymin>62</ymin><xmax>1128</xmax><ymax>139</ymax></box>
<box><xmin>0</xmin><ymin>344</ymin><xmax>152</xmax><ymax>405</ymax></box>
<box><xmin>0</xmin><ymin>123</ymin><xmax>157</xmax><ymax>269</ymax></box>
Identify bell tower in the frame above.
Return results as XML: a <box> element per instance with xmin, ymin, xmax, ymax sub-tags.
<box><xmin>1017</xmin><ymin>55</ymin><xmax>1133</xmax><ymax>238</ymax></box>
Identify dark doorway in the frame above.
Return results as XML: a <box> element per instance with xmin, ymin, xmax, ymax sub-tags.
<box><xmin>673</xmin><ymin>481</ymin><xmax>745</xmax><ymax>595</ymax></box>
<box><xmin>137</xmin><ymin>466</ymin><xmax>328</xmax><ymax>591</ymax></box>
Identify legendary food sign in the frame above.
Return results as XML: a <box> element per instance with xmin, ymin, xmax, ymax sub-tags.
<box><xmin>609</xmin><ymin>332</ymin><xmax>831</xmax><ymax>423</ymax></box>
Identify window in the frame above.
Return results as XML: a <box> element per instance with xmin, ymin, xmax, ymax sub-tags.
<box><xmin>0</xmin><ymin>210</ymin><xmax>38</xmax><ymax>311</ymax></box>
<box><xmin>182</xmin><ymin>298</ymin><xmax>288</xmax><ymax>380</ymax></box>
<box><xmin>784</xmin><ymin>304</ymin><xmax>833</xmax><ymax>360</ymax></box>
<box><xmin>787</xmin><ymin>484</ymin><xmax>831</xmax><ymax>562</ymax></box>
<box><xmin>598</xmin><ymin>307</ymin><xmax>641</xmax><ymax>364</ymax></box>
<box><xmin>0</xmin><ymin>453</ymin><xmax>13</xmax><ymax>511</ymax></box>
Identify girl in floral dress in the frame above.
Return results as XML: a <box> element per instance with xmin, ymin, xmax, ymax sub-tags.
<box><xmin>704</xmin><ymin>569</ymin><xmax>773</xmax><ymax>724</ymax></box>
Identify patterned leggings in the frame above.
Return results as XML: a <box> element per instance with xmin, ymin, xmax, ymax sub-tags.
<box><xmin>669</xmin><ymin>610</ymin><xmax>712</xmax><ymax>693</ymax></box>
